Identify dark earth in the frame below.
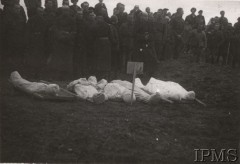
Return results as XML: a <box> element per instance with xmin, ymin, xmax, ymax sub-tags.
<box><xmin>1</xmin><ymin>54</ymin><xmax>240</xmax><ymax>163</ymax></box>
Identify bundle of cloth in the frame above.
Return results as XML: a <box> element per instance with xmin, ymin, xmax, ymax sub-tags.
<box><xmin>10</xmin><ymin>71</ymin><xmax>60</xmax><ymax>96</ymax></box>
<box><xmin>67</xmin><ymin>76</ymin><xmax>107</xmax><ymax>104</ymax></box>
<box><xmin>67</xmin><ymin>76</ymin><xmax>195</xmax><ymax>104</ymax></box>
<box><xmin>67</xmin><ymin>76</ymin><xmax>136</xmax><ymax>104</ymax></box>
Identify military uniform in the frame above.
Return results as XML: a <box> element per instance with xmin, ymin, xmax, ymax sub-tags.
<box><xmin>170</xmin><ymin>14</ymin><xmax>185</xmax><ymax>59</ymax></box>
<box><xmin>74</xmin><ymin>18</ymin><xmax>87</xmax><ymax>77</ymax></box>
<box><xmin>109</xmin><ymin>23</ymin><xmax>120</xmax><ymax>73</ymax></box>
<box><xmin>196</xmin><ymin>15</ymin><xmax>205</xmax><ymax>27</ymax></box>
<box><xmin>119</xmin><ymin>21</ymin><xmax>134</xmax><ymax>71</ymax></box>
<box><xmin>69</xmin><ymin>5</ymin><xmax>81</xmax><ymax>17</ymax></box>
<box><xmin>189</xmin><ymin>29</ymin><xmax>207</xmax><ymax>63</ymax></box>
<box><xmin>94</xmin><ymin>2</ymin><xmax>107</xmax><ymax>16</ymax></box>
<box><xmin>93</xmin><ymin>18</ymin><xmax>112</xmax><ymax>79</ymax></box>
<box><xmin>133</xmin><ymin>21</ymin><xmax>158</xmax><ymax>76</ymax></box>
<box><xmin>232</xmin><ymin>22</ymin><xmax>240</xmax><ymax>67</ymax></box>
<box><xmin>154</xmin><ymin>16</ymin><xmax>165</xmax><ymax>60</ymax></box>
<box><xmin>2</xmin><ymin>4</ymin><xmax>26</xmax><ymax>72</ymax></box>
<box><xmin>25</xmin><ymin>13</ymin><xmax>48</xmax><ymax>78</ymax></box>
<box><xmin>47</xmin><ymin>8</ymin><xmax>76</xmax><ymax>80</ymax></box>
<box><xmin>185</xmin><ymin>14</ymin><xmax>197</xmax><ymax>29</ymax></box>
<box><xmin>206</xmin><ymin>29</ymin><xmax>224</xmax><ymax>64</ymax></box>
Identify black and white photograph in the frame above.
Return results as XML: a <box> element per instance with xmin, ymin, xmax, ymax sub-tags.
<box><xmin>0</xmin><ymin>0</ymin><xmax>239</xmax><ymax>163</ymax></box>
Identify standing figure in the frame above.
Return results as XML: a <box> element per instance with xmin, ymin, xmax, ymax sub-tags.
<box><xmin>154</xmin><ymin>12</ymin><xmax>165</xmax><ymax>60</ymax></box>
<box><xmin>2</xmin><ymin>3</ymin><xmax>26</xmax><ymax>73</ymax></box>
<box><xmin>119</xmin><ymin>14</ymin><xmax>134</xmax><ymax>72</ymax></box>
<box><xmin>232</xmin><ymin>17</ymin><xmax>240</xmax><ymax>68</ymax></box>
<box><xmin>196</xmin><ymin>10</ymin><xmax>205</xmax><ymax>28</ymax></box>
<box><xmin>70</xmin><ymin>0</ymin><xmax>81</xmax><ymax>17</ymax></box>
<box><xmin>93</xmin><ymin>16</ymin><xmax>112</xmax><ymax>79</ymax></box>
<box><xmin>170</xmin><ymin>8</ymin><xmax>185</xmax><ymax>59</ymax></box>
<box><xmin>44</xmin><ymin>0</ymin><xmax>57</xmax><ymax>60</ymax></box>
<box><xmin>206</xmin><ymin>23</ymin><xmax>224</xmax><ymax>64</ymax></box>
<box><xmin>47</xmin><ymin>7</ymin><xmax>76</xmax><ymax>80</ymax></box>
<box><xmin>24</xmin><ymin>0</ymin><xmax>41</xmax><ymax>18</ymax></box>
<box><xmin>182</xmin><ymin>21</ymin><xmax>192</xmax><ymax>54</ymax></box>
<box><xmin>85</xmin><ymin>12</ymin><xmax>96</xmax><ymax>75</ymax></box>
<box><xmin>109</xmin><ymin>15</ymin><xmax>120</xmax><ymax>76</ymax></box>
<box><xmin>25</xmin><ymin>7</ymin><xmax>48</xmax><ymax>79</ymax></box>
<box><xmin>81</xmin><ymin>1</ymin><xmax>89</xmax><ymax>20</ymax></box>
<box><xmin>189</xmin><ymin>25</ymin><xmax>207</xmax><ymax>63</ymax></box>
<box><xmin>74</xmin><ymin>9</ymin><xmax>87</xmax><ymax>77</ymax></box>
<box><xmin>115</xmin><ymin>3</ymin><xmax>127</xmax><ymax>27</ymax></box>
<box><xmin>45</xmin><ymin>0</ymin><xmax>58</xmax><ymax>11</ymax></box>
<box><xmin>185</xmin><ymin>7</ymin><xmax>197</xmax><ymax>29</ymax></box>
<box><xmin>94</xmin><ymin>0</ymin><xmax>107</xmax><ymax>16</ymax></box>
<box><xmin>133</xmin><ymin>12</ymin><xmax>158</xmax><ymax>77</ymax></box>
<box><xmin>219</xmin><ymin>11</ymin><xmax>228</xmax><ymax>30</ymax></box>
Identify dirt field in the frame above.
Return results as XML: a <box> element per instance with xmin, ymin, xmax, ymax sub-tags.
<box><xmin>1</xmin><ymin>55</ymin><xmax>240</xmax><ymax>163</ymax></box>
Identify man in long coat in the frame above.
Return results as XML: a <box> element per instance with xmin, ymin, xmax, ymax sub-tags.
<box><xmin>133</xmin><ymin>12</ymin><xmax>158</xmax><ymax>77</ymax></box>
<box><xmin>25</xmin><ymin>7</ymin><xmax>48</xmax><ymax>79</ymax></box>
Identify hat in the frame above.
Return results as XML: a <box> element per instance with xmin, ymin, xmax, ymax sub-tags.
<box><xmin>163</xmin><ymin>8</ymin><xmax>169</xmax><ymax>11</ymax></box>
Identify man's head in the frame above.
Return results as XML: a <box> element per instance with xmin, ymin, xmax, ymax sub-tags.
<box><xmin>62</xmin><ymin>0</ymin><xmax>69</xmax><ymax>6</ymax></box>
<box><xmin>163</xmin><ymin>8</ymin><xmax>168</xmax><ymax>15</ymax></box>
<box><xmin>134</xmin><ymin>5</ymin><xmax>139</xmax><ymax>11</ymax></box>
<box><xmin>71</xmin><ymin>0</ymin><xmax>78</xmax><ymax>5</ymax></box>
<box><xmin>198</xmin><ymin>10</ymin><xmax>203</xmax><ymax>15</ymax></box>
<box><xmin>158</xmin><ymin>9</ymin><xmax>163</xmax><ymax>15</ymax></box>
<box><xmin>45</xmin><ymin>0</ymin><xmax>53</xmax><ymax>9</ymax></box>
<box><xmin>177</xmin><ymin>8</ymin><xmax>184</xmax><ymax>17</ymax></box>
<box><xmin>145</xmin><ymin>7</ymin><xmax>150</xmax><ymax>13</ymax></box>
<box><xmin>191</xmin><ymin>7</ymin><xmax>196</xmax><ymax>14</ymax></box>
<box><xmin>118</xmin><ymin>3</ymin><xmax>125</xmax><ymax>13</ymax></box>
<box><xmin>81</xmin><ymin>1</ymin><xmax>89</xmax><ymax>10</ymax></box>
<box><xmin>220</xmin><ymin>10</ymin><xmax>225</xmax><ymax>17</ymax></box>
<box><xmin>99</xmin><ymin>0</ymin><xmax>103</xmax><ymax>3</ymax></box>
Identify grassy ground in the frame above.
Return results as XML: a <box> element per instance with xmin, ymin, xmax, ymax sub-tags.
<box><xmin>1</xmin><ymin>55</ymin><xmax>240</xmax><ymax>163</ymax></box>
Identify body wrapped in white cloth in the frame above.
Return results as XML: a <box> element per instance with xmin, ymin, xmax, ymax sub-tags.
<box><xmin>139</xmin><ymin>77</ymin><xmax>195</xmax><ymax>102</ymax></box>
<box><xmin>67</xmin><ymin>76</ymin><xmax>106</xmax><ymax>104</ymax></box>
<box><xmin>10</xmin><ymin>71</ymin><xmax>60</xmax><ymax>95</ymax></box>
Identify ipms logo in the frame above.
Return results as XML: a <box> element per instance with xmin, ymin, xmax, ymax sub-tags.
<box><xmin>194</xmin><ymin>149</ymin><xmax>238</xmax><ymax>162</ymax></box>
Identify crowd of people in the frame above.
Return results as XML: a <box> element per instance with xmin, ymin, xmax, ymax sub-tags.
<box><xmin>0</xmin><ymin>0</ymin><xmax>239</xmax><ymax>80</ymax></box>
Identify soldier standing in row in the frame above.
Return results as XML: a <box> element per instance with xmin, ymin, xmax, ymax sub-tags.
<box><xmin>119</xmin><ymin>14</ymin><xmax>134</xmax><ymax>72</ymax></box>
<box><xmin>25</xmin><ymin>7</ymin><xmax>48</xmax><ymax>78</ymax></box>
<box><xmin>170</xmin><ymin>8</ymin><xmax>185</xmax><ymax>59</ymax></box>
<box><xmin>232</xmin><ymin>17</ymin><xmax>240</xmax><ymax>68</ymax></box>
<box><xmin>133</xmin><ymin>12</ymin><xmax>158</xmax><ymax>77</ymax></box>
<box><xmin>185</xmin><ymin>7</ymin><xmax>197</xmax><ymax>29</ymax></box>
<box><xmin>47</xmin><ymin>6</ymin><xmax>76</xmax><ymax>80</ymax></box>
<box><xmin>2</xmin><ymin>3</ymin><xmax>26</xmax><ymax>73</ymax></box>
<box><xmin>189</xmin><ymin>25</ymin><xmax>207</xmax><ymax>63</ymax></box>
